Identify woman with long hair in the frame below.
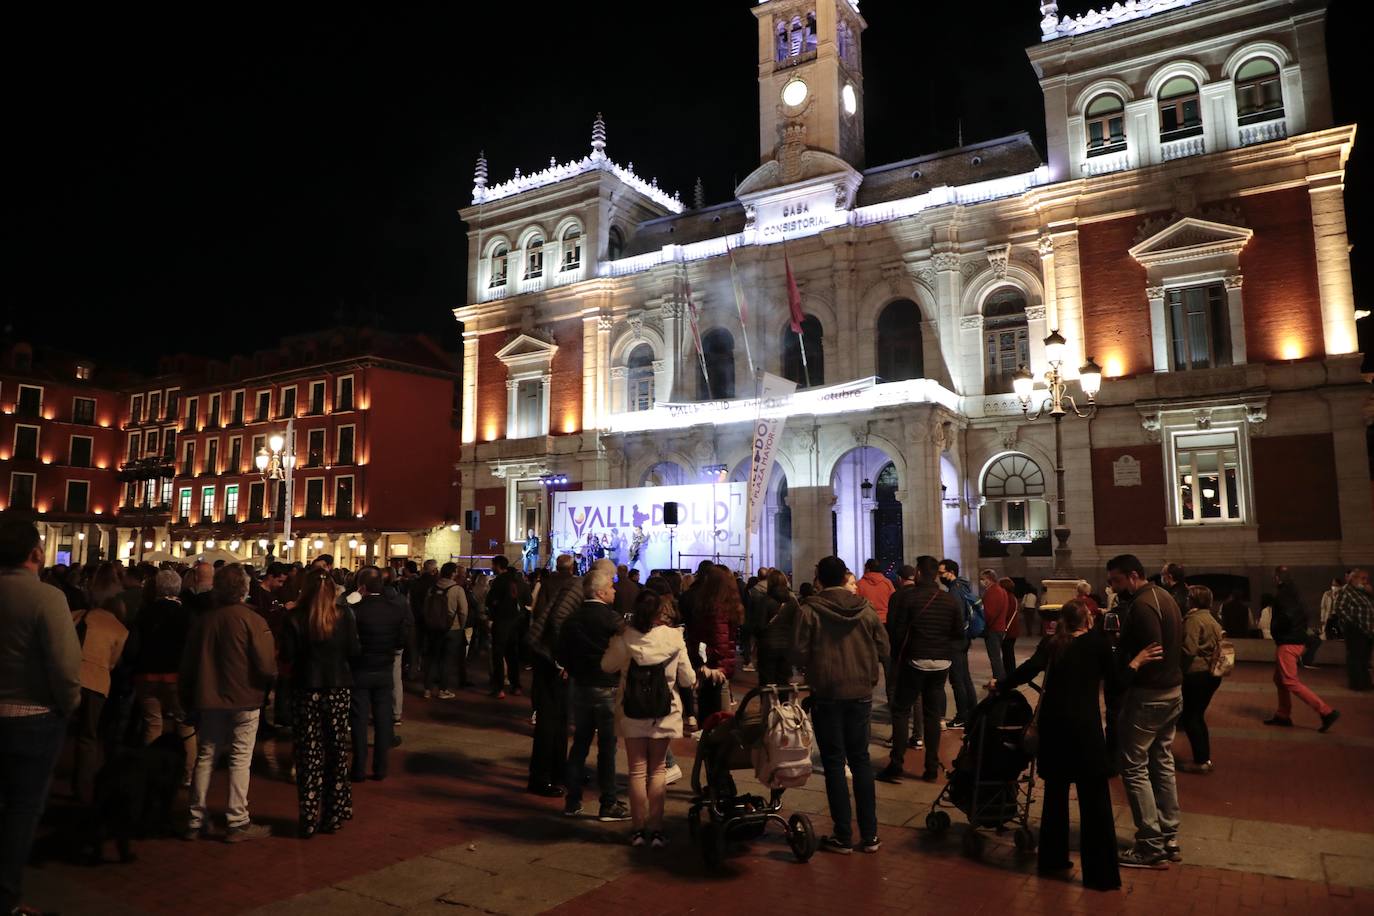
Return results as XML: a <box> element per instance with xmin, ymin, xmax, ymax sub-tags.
<box><xmin>991</xmin><ymin>598</ymin><xmax>1161</xmax><ymax>891</ymax></box>
<box><xmin>600</xmin><ymin>591</ymin><xmax>695</xmax><ymax>848</ymax></box>
<box><xmin>687</xmin><ymin>565</ymin><xmax>742</xmax><ymax>720</ymax></box>
<box><xmin>281</xmin><ymin>568</ymin><xmax>360</xmax><ymax>837</ymax></box>
<box><xmin>758</xmin><ymin>569</ymin><xmax>799</xmax><ymax>686</ymax></box>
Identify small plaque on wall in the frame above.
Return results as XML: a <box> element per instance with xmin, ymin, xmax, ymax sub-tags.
<box><xmin>1113</xmin><ymin>455</ymin><xmax>1142</xmax><ymax>487</ymax></box>
<box><xmin>485</xmin><ymin>505</ymin><xmax>496</xmax><ymax>516</ymax></box>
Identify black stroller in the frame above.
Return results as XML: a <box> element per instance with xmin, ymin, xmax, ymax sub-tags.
<box><xmin>687</xmin><ymin>685</ymin><xmax>818</xmax><ymax>868</ymax></box>
<box><xmin>925</xmin><ymin>688</ymin><xmax>1039</xmax><ymax>858</ymax></box>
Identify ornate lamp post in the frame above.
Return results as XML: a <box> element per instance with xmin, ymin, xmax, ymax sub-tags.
<box><xmin>1013</xmin><ymin>329</ymin><xmax>1103</xmax><ymax>576</ymax></box>
<box><xmin>254</xmin><ymin>433</ymin><xmax>295</xmax><ymax>562</ymax></box>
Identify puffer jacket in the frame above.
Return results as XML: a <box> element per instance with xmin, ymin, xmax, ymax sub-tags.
<box><xmin>687</xmin><ymin>598</ymin><xmax>737</xmax><ymax>678</ymax></box>
<box><xmin>792</xmin><ymin>587</ymin><xmax>890</xmax><ymax>700</ymax></box>
<box><xmin>887</xmin><ymin>584</ymin><xmax>963</xmax><ymax>664</ymax></box>
<box><xmin>601</xmin><ymin>623</ymin><xmax>696</xmax><ymax>739</ymax></box>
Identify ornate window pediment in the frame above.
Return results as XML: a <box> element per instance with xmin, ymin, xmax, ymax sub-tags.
<box><xmin>1128</xmin><ymin>216</ymin><xmax>1253</xmax><ymax>268</ymax></box>
<box><xmin>495</xmin><ymin>333</ymin><xmax>559</xmax><ymax>373</ymax></box>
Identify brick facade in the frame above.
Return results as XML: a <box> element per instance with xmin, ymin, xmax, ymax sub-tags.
<box><xmin>1091</xmin><ymin>445</ymin><xmax>1168</xmax><ymax>545</ymax></box>
<box><xmin>1252</xmin><ymin>433</ymin><xmax>1341</xmax><ymax>542</ymax></box>
<box><xmin>1080</xmin><ymin>216</ymin><xmax>1153</xmax><ymax>378</ymax></box>
<box><xmin>1237</xmin><ymin>188</ymin><xmax>1326</xmax><ymax>363</ymax></box>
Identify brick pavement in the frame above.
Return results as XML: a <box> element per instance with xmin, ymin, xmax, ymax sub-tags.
<box><xmin>21</xmin><ymin>649</ymin><xmax>1374</xmax><ymax>915</ymax></box>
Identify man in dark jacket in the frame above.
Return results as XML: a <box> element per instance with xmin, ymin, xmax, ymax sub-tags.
<box><xmin>555</xmin><ymin>566</ymin><xmax>628</xmax><ymax>821</ymax></box>
<box><xmin>485</xmin><ymin>555</ymin><xmax>531</xmax><ymax>698</ymax></box>
<box><xmin>1106</xmin><ymin>554</ymin><xmax>1184</xmax><ymax>869</ymax></box>
<box><xmin>1267</xmin><ymin>566</ymin><xmax>1338</xmax><ymax>732</ymax></box>
<box><xmin>525</xmin><ymin>554</ymin><xmax>581</xmax><ymax>796</ymax></box>
<box><xmin>350</xmin><ymin>566</ymin><xmax>410</xmax><ymax>780</ymax></box>
<box><xmin>792</xmin><ymin>556</ymin><xmax>889</xmax><ymax>855</ymax></box>
<box><xmin>613</xmin><ymin>564</ymin><xmax>640</xmax><ymax>617</ymax></box>
<box><xmin>879</xmin><ymin>557</ymin><xmax>962</xmax><ymax>783</ymax></box>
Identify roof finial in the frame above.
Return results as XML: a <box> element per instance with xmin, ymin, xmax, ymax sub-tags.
<box><xmin>693</xmin><ymin>177</ymin><xmax>705</xmax><ymax>210</ymax></box>
<box><xmin>1040</xmin><ymin>2</ymin><xmax>1060</xmax><ymax>38</ymax></box>
<box><xmin>473</xmin><ymin>150</ymin><xmax>488</xmax><ymax>202</ymax></box>
<box><xmin>591</xmin><ymin>112</ymin><xmax>607</xmax><ymax>160</ymax></box>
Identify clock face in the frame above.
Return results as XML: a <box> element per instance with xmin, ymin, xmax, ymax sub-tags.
<box><xmin>781</xmin><ymin>78</ymin><xmax>809</xmax><ymax>107</ymax></box>
<box><xmin>842</xmin><ymin>83</ymin><xmax>857</xmax><ymax>115</ymax></box>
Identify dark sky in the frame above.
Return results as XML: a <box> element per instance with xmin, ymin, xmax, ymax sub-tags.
<box><xmin>9</xmin><ymin>1</ymin><xmax>1368</xmax><ymax>370</ymax></box>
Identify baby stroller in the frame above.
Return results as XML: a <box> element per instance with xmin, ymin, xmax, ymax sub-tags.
<box><xmin>688</xmin><ymin>684</ymin><xmax>818</xmax><ymax>868</ymax></box>
<box><xmin>925</xmin><ymin>687</ymin><xmax>1039</xmax><ymax>858</ymax></box>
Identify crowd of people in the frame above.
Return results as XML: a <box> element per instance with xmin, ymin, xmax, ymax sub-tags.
<box><xmin>2</xmin><ymin>509</ymin><xmax>1372</xmax><ymax>912</ymax></box>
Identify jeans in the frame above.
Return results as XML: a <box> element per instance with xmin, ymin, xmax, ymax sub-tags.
<box><xmin>351</xmin><ymin>670</ymin><xmax>396</xmax><ymax>779</ymax></box>
<box><xmin>1117</xmin><ymin>687</ymin><xmax>1182</xmax><ymax>857</ymax></box>
<box><xmin>1274</xmin><ymin>643</ymin><xmax>1332</xmax><ymax>719</ymax></box>
<box><xmin>888</xmin><ymin>666</ymin><xmax>947</xmax><ymax>775</ymax></box>
<box><xmin>565</xmin><ymin>684</ymin><xmax>619</xmax><ymax>810</ymax></box>
<box><xmin>528</xmin><ymin>658</ymin><xmax>568</xmax><ymax>789</ymax></box>
<box><xmin>948</xmin><ymin>639</ymin><xmax>975</xmax><ymax>722</ymax></box>
<box><xmin>1179</xmin><ymin>671</ymin><xmax>1221</xmax><ymax>764</ymax></box>
<box><xmin>1346</xmin><ymin>625</ymin><xmax>1373</xmax><ymax>691</ymax></box>
<box><xmin>424</xmin><ymin>630</ymin><xmax>467</xmax><ymax>692</ymax></box>
<box><xmin>188</xmin><ymin>708</ymin><xmax>261</xmax><ymax>830</ymax></box>
<box><xmin>983</xmin><ymin>631</ymin><xmax>1006</xmax><ymax>681</ymax></box>
<box><xmin>136</xmin><ymin>679</ymin><xmax>197</xmax><ymax>785</ymax></box>
<box><xmin>810</xmin><ymin>698</ymin><xmax>877</xmax><ymax>845</ymax></box>
<box><xmin>0</xmin><ymin>713</ymin><xmax>66</xmax><ymax>913</ymax></box>
<box><xmin>490</xmin><ymin>618</ymin><xmax>522</xmax><ymax>694</ymax></box>
<box><xmin>392</xmin><ymin>651</ymin><xmax>405</xmax><ymax>722</ymax></box>
<box><xmin>72</xmin><ymin>687</ymin><xmax>108</xmax><ymax>805</ymax></box>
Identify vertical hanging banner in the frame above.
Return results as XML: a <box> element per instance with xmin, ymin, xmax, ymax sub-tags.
<box><xmin>746</xmin><ymin>372</ymin><xmax>798</xmax><ymax>535</ymax></box>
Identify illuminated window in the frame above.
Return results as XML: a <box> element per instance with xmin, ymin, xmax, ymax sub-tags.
<box><xmin>1174</xmin><ymin>430</ymin><xmax>1243</xmax><ymax>524</ymax></box>
<box><xmin>979</xmin><ymin>453</ymin><xmax>1051</xmax><ymax>557</ymax></box>
<box><xmin>201</xmin><ymin>486</ymin><xmax>216</xmax><ymax>520</ymax></box>
<box><xmin>983</xmin><ymin>289</ymin><xmax>1029</xmax><ymax>393</ymax></box>
<box><xmin>224</xmin><ymin>484</ymin><xmax>239</xmax><ymax>520</ymax></box>
<box><xmin>75</xmin><ymin>364</ymin><xmax>92</xmax><ymax>380</ymax></box>
<box><xmin>1236</xmin><ymin>58</ymin><xmax>1283</xmax><ymax>123</ymax></box>
<box><xmin>1167</xmin><ymin>284</ymin><xmax>1230</xmax><ymax>371</ymax></box>
<box><xmin>178</xmin><ymin>487</ymin><xmax>192</xmax><ymax>521</ymax></box>
<box><xmin>1158</xmin><ymin>76</ymin><xmax>1202</xmax><ymax>140</ymax></box>
<box><xmin>561</xmin><ymin>226</ymin><xmax>582</xmax><ymax>270</ymax></box>
<box><xmin>1086</xmin><ymin>94</ymin><xmax>1126</xmax><ymax>155</ymax></box>
<box><xmin>627</xmin><ymin>345</ymin><xmax>655</xmax><ymax>412</ymax></box>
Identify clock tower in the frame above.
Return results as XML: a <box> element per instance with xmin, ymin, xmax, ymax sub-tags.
<box><xmin>752</xmin><ymin>0</ymin><xmax>867</xmax><ymax>171</ymax></box>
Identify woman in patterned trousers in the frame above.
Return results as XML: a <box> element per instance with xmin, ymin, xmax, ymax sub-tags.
<box><xmin>282</xmin><ymin>569</ymin><xmax>360</xmax><ymax>837</ymax></box>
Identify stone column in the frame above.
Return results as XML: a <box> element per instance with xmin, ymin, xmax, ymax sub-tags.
<box><xmin>957</xmin><ymin>315</ymin><xmax>984</xmax><ymax>398</ymax></box>
<box><xmin>609</xmin><ymin>366</ymin><xmax>627</xmax><ymax>415</ymax></box>
<box><xmin>1200</xmin><ymin>81</ymin><xmax>1236</xmax><ymax>154</ymax></box>
<box><xmin>1146</xmin><ymin>285</ymin><xmax>1169</xmax><ymax>372</ymax></box>
<box><xmin>581</xmin><ymin>312</ymin><xmax>600</xmax><ymax>429</ymax></box>
<box><xmin>504</xmin><ymin>378</ymin><xmax>519</xmax><ymax>435</ymax></box>
<box><xmin>1224</xmin><ymin>274</ymin><xmax>1248</xmax><ymax>365</ymax></box>
<box><xmin>1323</xmin><ymin>390</ymin><xmax>1374</xmax><ymax>564</ymax></box>
<box><xmin>1306</xmin><ymin>174</ymin><xmax>1359</xmax><ymax>356</ymax></box>
<box><xmin>652</xmin><ymin>359</ymin><xmax>669</xmax><ymax>405</ymax></box>
<box><xmin>1125</xmin><ymin>99</ymin><xmax>1157</xmax><ymax>168</ymax></box>
<box><xmin>905</xmin><ymin>417</ymin><xmax>947</xmax><ymax>560</ymax></box>
<box><xmin>595</xmin><ymin>312</ymin><xmax>612</xmax><ymax>426</ymax></box>
<box><xmin>540</xmin><ymin>372</ymin><xmax>553</xmax><ymax>435</ymax></box>
<box><xmin>933</xmin><ymin>251</ymin><xmax>964</xmax><ymax>395</ymax></box>
<box><xmin>661</xmin><ymin>300</ymin><xmax>683</xmax><ymax>400</ymax></box>
<box><xmin>461</xmin><ymin>331</ymin><xmax>479</xmax><ymax>444</ymax></box>
<box><xmin>785</xmin><ymin>485</ymin><xmax>836</xmax><ymax>584</ymax></box>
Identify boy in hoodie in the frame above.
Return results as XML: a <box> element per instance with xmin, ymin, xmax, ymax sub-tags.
<box><xmin>793</xmin><ymin>556</ymin><xmax>889</xmax><ymax>855</ymax></box>
<box><xmin>855</xmin><ymin>559</ymin><xmax>895</xmax><ymax>624</ymax></box>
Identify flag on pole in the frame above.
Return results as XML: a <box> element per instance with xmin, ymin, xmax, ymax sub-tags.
<box><xmin>784</xmin><ymin>252</ymin><xmax>805</xmax><ymax>334</ymax></box>
<box><xmin>685</xmin><ymin>283</ymin><xmax>713</xmax><ymax>399</ymax></box>
<box><xmin>282</xmin><ymin>418</ymin><xmax>295</xmax><ymax>544</ymax></box>
<box><xmin>727</xmin><ymin>242</ymin><xmax>756</xmax><ymax>376</ymax></box>
<box><xmin>745</xmin><ymin>372</ymin><xmax>798</xmax><ymax>538</ymax></box>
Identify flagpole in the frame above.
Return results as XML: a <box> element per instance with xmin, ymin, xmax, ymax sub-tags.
<box><xmin>685</xmin><ymin>281</ymin><xmax>713</xmax><ymax>400</ymax></box>
<box><xmin>780</xmin><ymin>232</ymin><xmax>812</xmax><ymax>389</ymax></box>
<box><xmin>727</xmin><ymin>239</ymin><xmax>757</xmax><ymax>377</ymax></box>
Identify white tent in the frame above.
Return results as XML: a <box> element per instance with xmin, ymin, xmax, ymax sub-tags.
<box><xmin>139</xmin><ymin>550</ymin><xmax>177</xmax><ymax>564</ymax></box>
<box><xmin>194</xmin><ymin>547</ymin><xmax>246</xmax><ymax>565</ymax></box>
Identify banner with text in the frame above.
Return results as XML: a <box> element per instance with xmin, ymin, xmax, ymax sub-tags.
<box><xmin>747</xmin><ymin>372</ymin><xmax>797</xmax><ymax>534</ymax></box>
<box><xmin>551</xmin><ymin>482</ymin><xmax>747</xmax><ymax>573</ymax></box>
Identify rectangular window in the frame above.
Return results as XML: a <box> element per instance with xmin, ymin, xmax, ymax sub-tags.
<box><xmin>181</xmin><ymin>441</ymin><xmax>195</xmax><ymax>477</ymax></box>
<box><xmin>1160</xmin><ymin>97</ymin><xmax>1202</xmax><ymax>137</ymax></box>
<box><xmin>248</xmin><ymin>481</ymin><xmax>265</xmax><ymax>519</ymax></box>
<box><xmin>281</xmin><ymin>386</ymin><xmax>297</xmax><ymax>418</ymax></box>
<box><xmin>160</xmin><ymin>478</ymin><xmax>173</xmax><ymax>507</ymax></box>
<box><xmin>308</xmin><ymin>381</ymin><xmax>326</xmax><ymax>415</ymax></box>
<box><xmin>185</xmin><ymin>396</ymin><xmax>199</xmax><ymax>430</ymax></box>
<box><xmin>16</xmin><ymin>385</ymin><xmax>42</xmax><ymax>418</ymax></box>
<box><xmin>14</xmin><ymin>425</ymin><xmax>39</xmax><ymax>461</ymax></box>
<box><xmin>984</xmin><ymin>326</ymin><xmax>1030</xmax><ymax>393</ymax></box>
<box><xmin>515</xmin><ymin>378</ymin><xmax>543</xmax><ymax>438</ymax></box>
<box><xmin>145</xmin><ymin>430</ymin><xmax>160</xmax><ymax>456</ymax></box>
<box><xmin>336</xmin><ymin>376</ymin><xmax>355</xmax><ymax>412</ymax></box>
<box><xmin>72</xmin><ymin>397</ymin><xmax>96</xmax><ymax>425</ymax></box>
<box><xmin>230</xmin><ymin>390</ymin><xmax>245</xmax><ymax>425</ymax></box>
<box><xmin>148</xmin><ymin>392</ymin><xmax>162</xmax><ymax>423</ymax></box>
<box><xmin>207</xmin><ymin>394</ymin><xmax>221</xmax><ymax>429</ymax></box>
<box><xmin>227</xmin><ymin>437</ymin><xmax>242</xmax><ymax>474</ymax></box>
<box><xmin>65</xmin><ymin>480</ymin><xmax>89</xmax><ymax>514</ymax></box>
<box><xmin>335</xmin><ymin>476</ymin><xmax>354</xmax><ymax>518</ymax></box>
<box><xmin>525</xmin><ymin>242</ymin><xmax>544</xmax><ymax>279</ymax></box>
<box><xmin>255</xmin><ymin>390</ymin><xmax>270</xmax><ymax>422</ymax></box>
<box><xmin>205</xmin><ymin>439</ymin><xmax>218</xmax><ymax>475</ymax></box>
<box><xmin>224</xmin><ymin>484</ymin><xmax>239</xmax><ymax>520</ymax></box>
<box><xmin>143</xmin><ymin>479</ymin><xmax>158</xmax><ymax>508</ymax></box>
<box><xmin>10</xmin><ymin>472</ymin><xmax>36</xmax><ymax>511</ymax></box>
<box><xmin>251</xmin><ymin>434</ymin><xmax>266</xmax><ymax>463</ymax></box>
<box><xmin>1167</xmin><ymin>284</ymin><xmax>1229</xmax><ymax>371</ymax></box>
<box><xmin>336</xmin><ymin>425</ymin><xmax>355</xmax><ymax>465</ymax></box>
<box><xmin>69</xmin><ymin>435</ymin><xmax>93</xmax><ymax>468</ymax></box>
<box><xmin>201</xmin><ymin>486</ymin><xmax>216</xmax><ymax>520</ymax></box>
<box><xmin>129</xmin><ymin>394</ymin><xmax>143</xmax><ymax>425</ymax></box>
<box><xmin>178</xmin><ymin>487</ymin><xmax>193</xmax><ymax>521</ymax></box>
<box><xmin>166</xmin><ymin>388</ymin><xmax>179</xmax><ymax>421</ymax></box>
<box><xmin>305</xmin><ymin>478</ymin><xmax>324</xmax><ymax>518</ymax></box>
<box><xmin>124</xmin><ymin>431</ymin><xmax>140</xmax><ymax>463</ymax></box>
<box><xmin>164</xmin><ymin>427</ymin><xmax>177</xmax><ymax>459</ymax></box>
<box><xmin>307</xmin><ymin>428</ymin><xmax>325</xmax><ymax>467</ymax></box>
<box><xmin>125</xmin><ymin>481</ymin><xmax>138</xmax><ymax>507</ymax></box>
<box><xmin>275</xmin><ymin>479</ymin><xmax>288</xmax><ymax>517</ymax></box>
<box><xmin>1174</xmin><ymin>430</ymin><xmax>1243</xmax><ymax>525</ymax></box>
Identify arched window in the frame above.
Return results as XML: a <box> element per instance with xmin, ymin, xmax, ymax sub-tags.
<box><xmin>982</xmin><ymin>289</ymin><xmax>1029</xmax><ymax>393</ymax></box>
<box><xmin>876</xmin><ymin>300</ymin><xmax>924</xmax><ymax>382</ymax></box>
<box><xmin>607</xmin><ymin>226</ymin><xmax>624</xmax><ymax>261</ymax></box>
<box><xmin>782</xmin><ymin>315</ymin><xmax>824</xmax><ymax>389</ymax></box>
<box><xmin>979</xmin><ymin>453</ymin><xmax>1051</xmax><ymax>557</ymax></box>
<box><xmin>627</xmin><ymin>344</ymin><xmax>655</xmax><ymax>412</ymax></box>
<box><xmin>524</xmin><ymin>234</ymin><xmax>544</xmax><ymax>279</ymax></box>
<box><xmin>1236</xmin><ymin>58</ymin><xmax>1283</xmax><ymax>123</ymax></box>
<box><xmin>700</xmin><ymin>328</ymin><xmax>736</xmax><ymax>400</ymax></box>
<box><xmin>488</xmin><ymin>243</ymin><xmax>509</xmax><ymax>288</ymax></box>
<box><xmin>1086</xmin><ymin>94</ymin><xmax>1126</xmax><ymax>155</ymax></box>
<box><xmin>561</xmin><ymin>225</ymin><xmax>582</xmax><ymax>271</ymax></box>
<box><xmin>1158</xmin><ymin>76</ymin><xmax>1202</xmax><ymax>140</ymax></box>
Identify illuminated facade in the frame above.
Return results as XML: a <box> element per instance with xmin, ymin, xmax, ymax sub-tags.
<box><xmin>457</xmin><ymin>0</ymin><xmax>1369</xmax><ymax>595</ymax></box>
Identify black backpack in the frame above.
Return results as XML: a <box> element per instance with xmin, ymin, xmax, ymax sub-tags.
<box><xmin>622</xmin><ymin>654</ymin><xmax>673</xmax><ymax>720</ymax></box>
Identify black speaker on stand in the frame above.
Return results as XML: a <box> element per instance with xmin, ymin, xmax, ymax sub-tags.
<box><xmin>662</xmin><ymin>501</ymin><xmax>680</xmax><ymax>571</ymax></box>
<box><xmin>464</xmin><ymin>509</ymin><xmax>480</xmax><ymax>531</ymax></box>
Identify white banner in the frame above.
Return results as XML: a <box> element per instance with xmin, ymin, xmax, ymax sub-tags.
<box><xmin>551</xmin><ymin>482</ymin><xmax>747</xmax><ymax>574</ymax></box>
<box><xmin>747</xmin><ymin>373</ymin><xmax>797</xmax><ymax>534</ymax></box>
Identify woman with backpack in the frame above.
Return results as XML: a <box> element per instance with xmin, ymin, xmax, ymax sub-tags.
<box><xmin>1178</xmin><ymin>585</ymin><xmax>1226</xmax><ymax>774</ymax></box>
<box><xmin>600</xmin><ymin>590</ymin><xmax>696</xmax><ymax>848</ymax></box>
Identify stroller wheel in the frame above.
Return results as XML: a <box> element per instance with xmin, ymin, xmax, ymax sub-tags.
<box><xmin>925</xmin><ymin>810</ymin><xmax>951</xmax><ymax>834</ymax></box>
<box><xmin>700</xmin><ymin>821</ymin><xmax>726</xmax><ymax>869</ymax></box>
<box><xmin>786</xmin><ymin>813</ymin><xmax>817</xmax><ymax>863</ymax></box>
<box><xmin>961</xmin><ymin>829</ymin><xmax>984</xmax><ymax>859</ymax></box>
<box><xmin>1014</xmin><ymin>827</ymin><xmax>1036</xmax><ymax>854</ymax></box>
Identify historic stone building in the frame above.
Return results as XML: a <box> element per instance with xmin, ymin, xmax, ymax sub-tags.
<box><xmin>456</xmin><ymin>0</ymin><xmax>1369</xmax><ymax>598</ymax></box>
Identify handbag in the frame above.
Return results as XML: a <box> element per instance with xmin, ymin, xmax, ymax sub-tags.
<box><xmin>1022</xmin><ymin>662</ymin><xmax>1050</xmax><ymax>757</ymax></box>
<box><xmin>1208</xmin><ymin>638</ymin><xmax>1236</xmax><ymax>678</ymax></box>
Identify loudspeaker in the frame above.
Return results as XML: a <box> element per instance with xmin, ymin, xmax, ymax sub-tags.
<box><xmin>464</xmin><ymin>509</ymin><xmax>481</xmax><ymax>531</ymax></box>
<box><xmin>663</xmin><ymin>501</ymin><xmax>680</xmax><ymax>526</ymax></box>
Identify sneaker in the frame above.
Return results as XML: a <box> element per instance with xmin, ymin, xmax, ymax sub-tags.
<box><xmin>224</xmin><ymin>822</ymin><xmax>272</xmax><ymax>844</ymax></box>
<box><xmin>908</xmin><ymin>736</ymin><xmax>924</xmax><ymax>749</ymax></box>
<box><xmin>685</xmin><ymin>715</ymin><xmax>698</xmax><ymax>733</ymax></box>
<box><xmin>179</xmin><ymin>825</ymin><xmax>206</xmax><ymax>842</ymax></box>
<box><xmin>630</xmin><ymin>829</ymin><xmax>647</xmax><ymax>848</ymax></box>
<box><xmin>1320</xmin><ymin>710</ymin><xmax>1341</xmax><ymax>733</ymax></box>
<box><xmin>1262</xmin><ymin>715</ymin><xmax>1293</xmax><ymax>727</ymax></box>
<box><xmin>742</xmin><ymin>663</ymin><xmax>756</xmax><ymax>672</ymax></box>
<box><xmin>598</xmin><ymin>802</ymin><xmax>631</xmax><ymax>822</ymax></box>
<box><xmin>1119</xmin><ymin>849</ymin><xmax>1169</xmax><ymax>870</ymax></box>
<box><xmin>422</xmin><ymin>690</ymin><xmax>433</xmax><ymax>699</ymax></box>
<box><xmin>947</xmin><ymin>718</ymin><xmax>966</xmax><ymax>730</ymax></box>
<box><xmin>1165</xmin><ymin>844</ymin><xmax>1183</xmax><ymax>863</ymax></box>
<box><xmin>875</xmin><ymin>765</ymin><xmax>904</xmax><ymax>784</ymax></box>
<box><xmin>1177</xmin><ymin>761</ymin><xmax>1213</xmax><ymax>774</ymax></box>
<box><xmin>820</xmin><ymin>836</ymin><xmax>853</xmax><ymax>855</ymax></box>
<box><xmin>858</xmin><ymin>836</ymin><xmax>881</xmax><ymax>854</ymax></box>
<box><xmin>650</xmin><ymin>831</ymin><xmax>669</xmax><ymax>850</ymax></box>
<box><xmin>437</xmin><ymin>690</ymin><xmax>456</xmax><ymax>700</ymax></box>
<box><xmin>663</xmin><ymin>763</ymin><xmax>683</xmax><ymax>785</ymax></box>
<box><xmin>562</xmin><ymin>804</ymin><xmax>584</xmax><ymax>818</ymax></box>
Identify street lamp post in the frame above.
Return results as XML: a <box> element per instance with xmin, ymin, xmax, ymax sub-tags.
<box><xmin>1013</xmin><ymin>329</ymin><xmax>1103</xmax><ymax>577</ymax></box>
<box><xmin>254</xmin><ymin>433</ymin><xmax>295</xmax><ymax>563</ymax></box>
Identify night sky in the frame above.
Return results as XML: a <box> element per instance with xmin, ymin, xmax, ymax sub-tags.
<box><xmin>9</xmin><ymin>1</ymin><xmax>1368</xmax><ymax>371</ymax></box>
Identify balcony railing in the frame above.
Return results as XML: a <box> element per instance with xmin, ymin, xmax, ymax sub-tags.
<box><xmin>1239</xmin><ymin>118</ymin><xmax>1287</xmax><ymax>147</ymax></box>
<box><xmin>1082</xmin><ymin>148</ymin><xmax>1129</xmax><ymax>176</ymax></box>
<box><xmin>1160</xmin><ymin>133</ymin><xmax>1205</xmax><ymax>161</ymax></box>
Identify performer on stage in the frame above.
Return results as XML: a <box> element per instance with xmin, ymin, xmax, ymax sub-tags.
<box><xmin>629</xmin><ymin>524</ymin><xmax>648</xmax><ymax>577</ymax></box>
<box><xmin>522</xmin><ymin>528</ymin><xmax>540</xmax><ymax>574</ymax></box>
